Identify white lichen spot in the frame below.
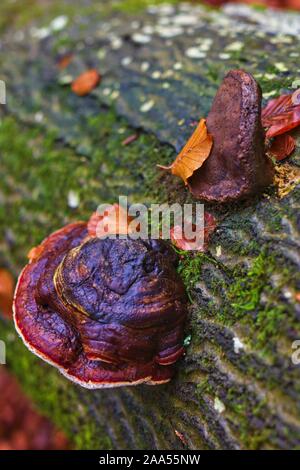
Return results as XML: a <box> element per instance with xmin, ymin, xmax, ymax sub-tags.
<box><xmin>225</xmin><ymin>41</ymin><xmax>243</xmax><ymax>52</ymax></box>
<box><xmin>97</xmin><ymin>49</ymin><xmax>107</xmax><ymax>60</ymax></box>
<box><xmin>50</xmin><ymin>15</ymin><xmax>68</xmax><ymax>32</ymax></box>
<box><xmin>152</xmin><ymin>71</ymin><xmax>161</xmax><ymax>79</ymax></box>
<box><xmin>121</xmin><ymin>56</ymin><xmax>132</xmax><ymax>66</ymax></box>
<box><xmin>214</xmin><ymin>397</ymin><xmax>225</xmax><ymax>414</ymax></box>
<box><xmin>173</xmin><ymin>14</ymin><xmax>199</xmax><ymax>26</ymax></box>
<box><xmin>275</xmin><ymin>62</ymin><xmax>288</xmax><ymax>72</ymax></box>
<box><xmin>131</xmin><ymin>20</ymin><xmax>140</xmax><ymax>29</ymax></box>
<box><xmin>290</xmin><ymin>52</ymin><xmax>299</xmax><ymax>58</ymax></box>
<box><xmin>264</xmin><ymin>73</ymin><xmax>276</xmax><ymax>80</ymax></box>
<box><xmin>102</xmin><ymin>88</ymin><xmax>112</xmax><ymax>97</ymax></box>
<box><xmin>132</xmin><ymin>33</ymin><xmax>151</xmax><ymax>44</ymax></box>
<box><xmin>30</xmin><ymin>27</ymin><xmax>50</xmax><ymax>39</ymax></box>
<box><xmin>233</xmin><ymin>336</ymin><xmax>244</xmax><ymax>354</ymax></box>
<box><xmin>58</xmin><ymin>74</ymin><xmax>73</xmax><ymax>85</ymax></box>
<box><xmin>67</xmin><ymin>190</ymin><xmax>80</xmax><ymax>209</ymax></box>
<box><xmin>141</xmin><ymin>61</ymin><xmax>150</xmax><ymax>72</ymax></box>
<box><xmin>140</xmin><ymin>100</ymin><xmax>155</xmax><ymax>113</ymax></box>
<box><xmin>143</xmin><ymin>25</ymin><xmax>154</xmax><ymax>35</ymax></box>
<box><xmin>156</xmin><ymin>25</ymin><xmax>183</xmax><ymax>38</ymax></box>
<box><xmin>263</xmin><ymin>90</ymin><xmax>277</xmax><ymax>99</ymax></box>
<box><xmin>215</xmin><ymin>245</ymin><xmax>222</xmax><ymax>258</ymax></box>
<box><xmin>173</xmin><ymin>62</ymin><xmax>182</xmax><ymax>70</ymax></box>
<box><xmin>110</xmin><ymin>90</ymin><xmax>120</xmax><ymax>100</ymax></box>
<box><xmin>178</xmin><ymin>119</ymin><xmax>185</xmax><ymax>126</ymax></box>
<box><xmin>163</xmin><ymin>69</ymin><xmax>174</xmax><ymax>78</ymax></box>
<box><xmin>218</xmin><ymin>53</ymin><xmax>230</xmax><ymax>60</ymax></box>
<box><xmin>34</xmin><ymin>112</ymin><xmax>44</xmax><ymax>123</ymax></box>
<box><xmin>185</xmin><ymin>47</ymin><xmax>207</xmax><ymax>59</ymax></box>
<box><xmin>292</xmin><ymin>79</ymin><xmax>300</xmax><ymax>89</ymax></box>
<box><xmin>111</xmin><ymin>37</ymin><xmax>123</xmax><ymax>50</ymax></box>
<box><xmin>162</xmin><ymin>82</ymin><xmax>170</xmax><ymax>89</ymax></box>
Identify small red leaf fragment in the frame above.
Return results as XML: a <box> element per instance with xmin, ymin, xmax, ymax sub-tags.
<box><xmin>71</xmin><ymin>69</ymin><xmax>100</xmax><ymax>96</ymax></box>
<box><xmin>57</xmin><ymin>54</ymin><xmax>73</xmax><ymax>70</ymax></box>
<box><xmin>170</xmin><ymin>212</ymin><xmax>217</xmax><ymax>252</ymax></box>
<box><xmin>122</xmin><ymin>134</ymin><xmax>138</xmax><ymax>146</ymax></box>
<box><xmin>174</xmin><ymin>429</ymin><xmax>188</xmax><ymax>446</ymax></box>
<box><xmin>262</xmin><ymin>93</ymin><xmax>300</xmax><ymax>138</ymax></box>
<box><xmin>0</xmin><ymin>269</ymin><xmax>14</xmax><ymax>318</ymax></box>
<box><xmin>269</xmin><ymin>134</ymin><xmax>296</xmax><ymax>161</ymax></box>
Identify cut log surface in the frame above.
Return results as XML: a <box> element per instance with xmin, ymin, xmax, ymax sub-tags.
<box><xmin>0</xmin><ymin>1</ymin><xmax>300</xmax><ymax>450</ymax></box>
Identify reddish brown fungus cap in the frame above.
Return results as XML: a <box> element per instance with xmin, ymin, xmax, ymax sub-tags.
<box><xmin>188</xmin><ymin>69</ymin><xmax>274</xmax><ymax>203</ymax></box>
<box><xmin>13</xmin><ymin>221</ymin><xmax>187</xmax><ymax>388</ymax></box>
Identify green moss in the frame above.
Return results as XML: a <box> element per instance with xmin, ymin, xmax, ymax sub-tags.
<box><xmin>229</xmin><ymin>252</ymin><xmax>274</xmax><ymax>313</ymax></box>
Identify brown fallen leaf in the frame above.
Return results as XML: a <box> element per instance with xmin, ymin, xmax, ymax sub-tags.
<box><xmin>268</xmin><ymin>134</ymin><xmax>296</xmax><ymax>161</ymax></box>
<box><xmin>71</xmin><ymin>69</ymin><xmax>101</xmax><ymax>96</ymax></box>
<box><xmin>122</xmin><ymin>134</ymin><xmax>138</xmax><ymax>146</ymax></box>
<box><xmin>0</xmin><ymin>268</ymin><xmax>14</xmax><ymax>318</ymax></box>
<box><xmin>157</xmin><ymin>118</ymin><xmax>213</xmax><ymax>185</ymax></box>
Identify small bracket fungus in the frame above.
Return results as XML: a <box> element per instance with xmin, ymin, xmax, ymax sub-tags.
<box><xmin>13</xmin><ymin>221</ymin><xmax>187</xmax><ymax>388</ymax></box>
<box><xmin>188</xmin><ymin>70</ymin><xmax>274</xmax><ymax>203</ymax></box>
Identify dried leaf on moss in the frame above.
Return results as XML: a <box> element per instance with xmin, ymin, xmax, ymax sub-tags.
<box><xmin>157</xmin><ymin>119</ymin><xmax>213</xmax><ymax>185</ymax></box>
<box><xmin>71</xmin><ymin>69</ymin><xmax>100</xmax><ymax>96</ymax></box>
<box><xmin>268</xmin><ymin>134</ymin><xmax>296</xmax><ymax>161</ymax></box>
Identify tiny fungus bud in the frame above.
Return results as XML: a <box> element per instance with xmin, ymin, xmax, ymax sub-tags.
<box><xmin>13</xmin><ymin>219</ymin><xmax>187</xmax><ymax>388</ymax></box>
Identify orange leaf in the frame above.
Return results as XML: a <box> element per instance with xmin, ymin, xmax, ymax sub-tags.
<box><xmin>71</xmin><ymin>69</ymin><xmax>101</xmax><ymax>96</ymax></box>
<box><xmin>157</xmin><ymin>118</ymin><xmax>213</xmax><ymax>185</ymax></box>
<box><xmin>268</xmin><ymin>134</ymin><xmax>296</xmax><ymax>161</ymax></box>
<box><xmin>0</xmin><ymin>269</ymin><xmax>14</xmax><ymax>319</ymax></box>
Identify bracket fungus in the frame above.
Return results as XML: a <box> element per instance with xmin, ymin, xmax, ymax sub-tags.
<box><xmin>187</xmin><ymin>70</ymin><xmax>274</xmax><ymax>203</ymax></box>
<box><xmin>13</xmin><ymin>219</ymin><xmax>187</xmax><ymax>388</ymax></box>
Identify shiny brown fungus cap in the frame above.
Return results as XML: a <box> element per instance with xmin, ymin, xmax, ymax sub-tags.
<box><xmin>188</xmin><ymin>70</ymin><xmax>274</xmax><ymax>203</ymax></box>
<box><xmin>13</xmin><ymin>221</ymin><xmax>187</xmax><ymax>388</ymax></box>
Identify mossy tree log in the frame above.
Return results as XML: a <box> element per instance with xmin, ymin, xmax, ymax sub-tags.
<box><xmin>0</xmin><ymin>1</ymin><xmax>300</xmax><ymax>449</ymax></box>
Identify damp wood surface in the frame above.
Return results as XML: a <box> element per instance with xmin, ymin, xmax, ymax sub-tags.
<box><xmin>0</xmin><ymin>0</ymin><xmax>300</xmax><ymax>449</ymax></box>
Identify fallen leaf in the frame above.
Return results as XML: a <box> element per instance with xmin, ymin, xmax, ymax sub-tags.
<box><xmin>0</xmin><ymin>269</ymin><xmax>14</xmax><ymax>318</ymax></box>
<box><xmin>57</xmin><ymin>54</ymin><xmax>73</xmax><ymax>69</ymax></box>
<box><xmin>170</xmin><ymin>212</ymin><xmax>217</xmax><ymax>251</ymax></box>
<box><xmin>71</xmin><ymin>69</ymin><xmax>100</xmax><ymax>96</ymax></box>
<box><xmin>268</xmin><ymin>134</ymin><xmax>296</xmax><ymax>161</ymax></box>
<box><xmin>87</xmin><ymin>204</ymin><xmax>135</xmax><ymax>238</ymax></box>
<box><xmin>157</xmin><ymin>119</ymin><xmax>213</xmax><ymax>185</ymax></box>
<box><xmin>122</xmin><ymin>134</ymin><xmax>138</xmax><ymax>146</ymax></box>
<box><xmin>262</xmin><ymin>93</ymin><xmax>300</xmax><ymax>138</ymax></box>
<box><xmin>174</xmin><ymin>430</ymin><xmax>188</xmax><ymax>446</ymax></box>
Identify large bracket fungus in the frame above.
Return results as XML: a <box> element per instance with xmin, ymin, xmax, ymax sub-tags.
<box><xmin>188</xmin><ymin>70</ymin><xmax>274</xmax><ymax>203</ymax></box>
<box><xmin>13</xmin><ymin>221</ymin><xmax>187</xmax><ymax>388</ymax></box>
